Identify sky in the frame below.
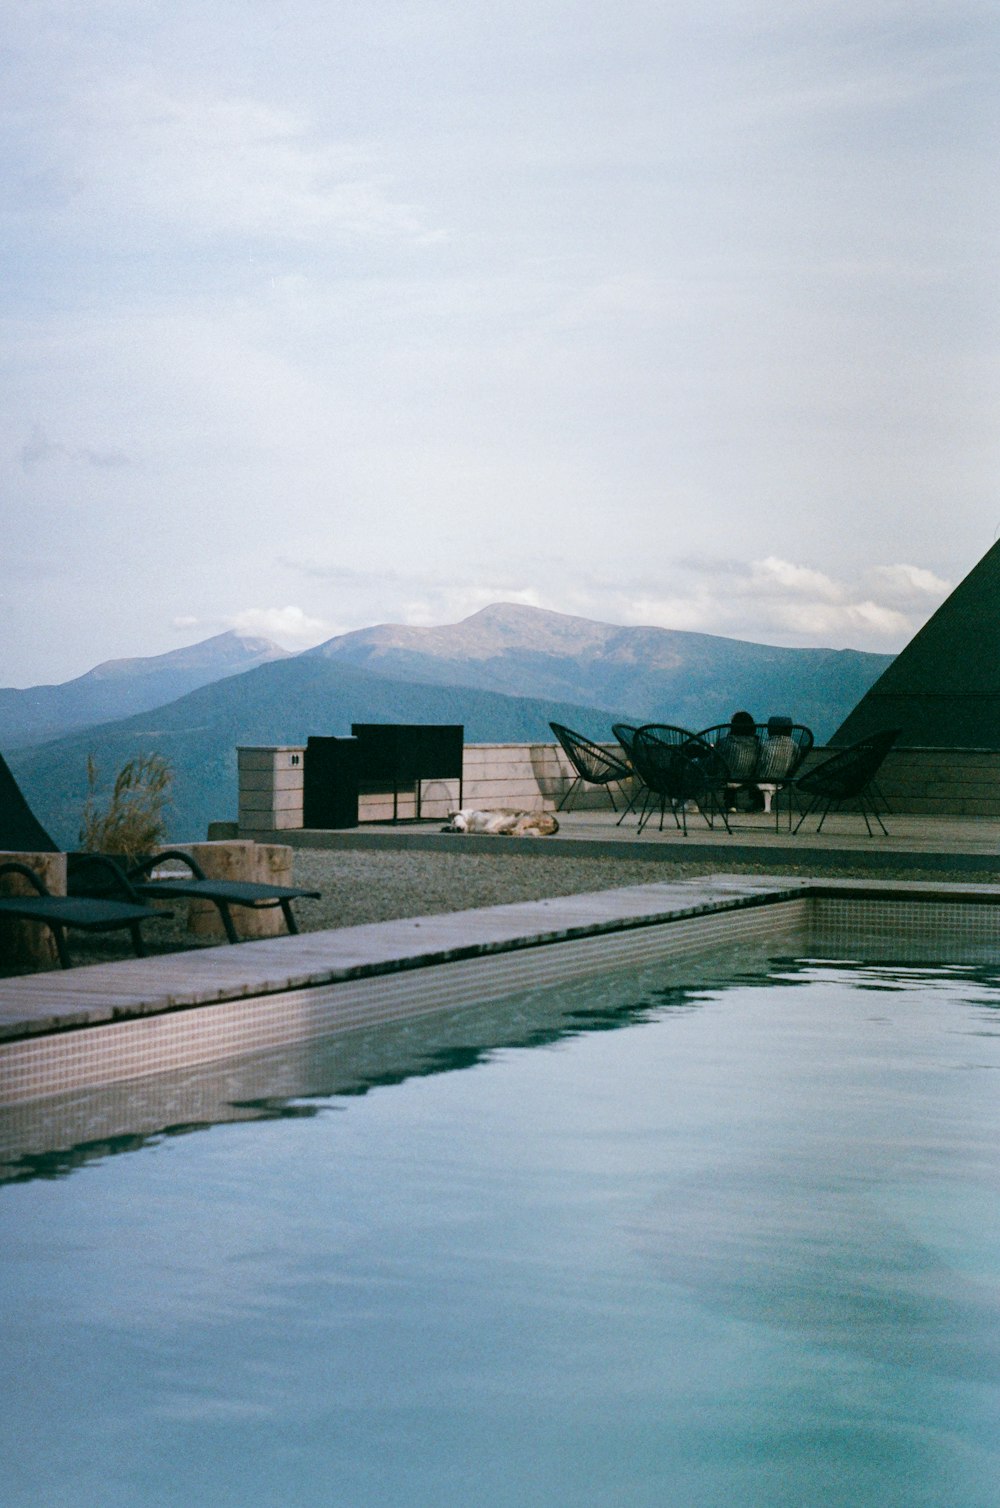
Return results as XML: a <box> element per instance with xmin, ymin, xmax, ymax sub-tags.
<box><xmin>3</xmin><ymin>0</ymin><xmax>999</xmax><ymax>686</ymax></box>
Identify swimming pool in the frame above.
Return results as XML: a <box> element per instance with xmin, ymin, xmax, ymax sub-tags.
<box><xmin>3</xmin><ymin>952</ymin><xmax>1000</xmax><ymax>1507</ymax></box>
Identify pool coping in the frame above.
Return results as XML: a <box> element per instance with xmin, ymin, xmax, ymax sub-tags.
<box><xmin>2</xmin><ymin>873</ymin><xmax>1000</xmax><ymax>1047</ymax></box>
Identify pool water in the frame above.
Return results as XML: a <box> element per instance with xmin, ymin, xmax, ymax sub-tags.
<box><xmin>4</xmin><ymin>958</ymin><xmax>1000</xmax><ymax>1507</ymax></box>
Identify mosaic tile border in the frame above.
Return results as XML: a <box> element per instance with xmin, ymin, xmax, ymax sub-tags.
<box><xmin>4</xmin><ymin>884</ymin><xmax>1000</xmax><ymax>1107</ymax></box>
<box><xmin>809</xmin><ymin>894</ymin><xmax>1000</xmax><ymax>963</ymax></box>
<box><xmin>0</xmin><ymin>901</ymin><xmax>808</xmax><ymax>1105</ymax></box>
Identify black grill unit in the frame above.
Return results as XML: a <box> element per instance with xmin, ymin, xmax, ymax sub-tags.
<box><xmin>303</xmin><ymin>737</ymin><xmax>360</xmax><ymax>829</ymax></box>
<box><xmin>350</xmin><ymin>723</ymin><xmax>464</xmax><ymax>822</ymax></box>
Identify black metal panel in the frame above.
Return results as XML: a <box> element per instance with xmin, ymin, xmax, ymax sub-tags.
<box><xmin>350</xmin><ymin>724</ymin><xmax>463</xmax><ymax>781</ymax></box>
<box><xmin>350</xmin><ymin>724</ymin><xmax>464</xmax><ymax>820</ymax></box>
<box><xmin>303</xmin><ymin>737</ymin><xmax>360</xmax><ymax>829</ymax></box>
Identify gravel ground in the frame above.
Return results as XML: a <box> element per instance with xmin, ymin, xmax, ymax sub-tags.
<box><xmin>3</xmin><ymin>846</ymin><xmax>998</xmax><ymax>975</ymax></box>
<box><xmin>288</xmin><ymin>847</ymin><xmax>1000</xmax><ymax>932</ymax></box>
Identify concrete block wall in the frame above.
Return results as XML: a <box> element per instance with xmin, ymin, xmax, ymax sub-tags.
<box><xmin>357</xmin><ymin>780</ymin><xmax>462</xmax><ymax>824</ymax></box>
<box><xmin>238</xmin><ymin>747</ymin><xmax>305</xmax><ymax>833</ymax></box>
<box><xmin>872</xmin><ymin>747</ymin><xmax>1000</xmax><ymax>817</ymax></box>
<box><xmin>237</xmin><ymin>741</ymin><xmax>625</xmax><ymax>836</ymax></box>
<box><xmin>461</xmin><ymin>741</ymin><xmax>622</xmax><ymax>811</ymax></box>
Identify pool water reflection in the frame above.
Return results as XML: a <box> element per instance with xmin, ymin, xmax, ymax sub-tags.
<box><xmin>3</xmin><ymin>958</ymin><xmax>1000</xmax><ymax>1507</ymax></box>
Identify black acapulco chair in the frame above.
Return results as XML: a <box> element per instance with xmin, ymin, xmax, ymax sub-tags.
<box><xmin>631</xmin><ymin>725</ymin><xmax>732</xmax><ymax>836</ymax></box>
<box><xmin>696</xmin><ymin>719</ymin><xmax>761</xmax><ymax>812</ymax></box>
<box><xmin>611</xmin><ymin>722</ymin><xmax>650</xmax><ymax>826</ymax></box>
<box><xmin>754</xmin><ymin>718</ymin><xmax>814</xmax><ymax>829</ymax></box>
<box><xmin>549</xmin><ymin>722</ymin><xmax>632</xmax><ymax>812</ymax></box>
<box><xmin>787</xmin><ymin>728</ymin><xmax>901</xmax><ymax>836</ymax></box>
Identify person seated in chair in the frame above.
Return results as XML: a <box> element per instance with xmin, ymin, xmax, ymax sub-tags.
<box><xmin>760</xmin><ymin>716</ymin><xmax>797</xmax><ymax>780</ymax></box>
<box><xmin>718</xmin><ymin>710</ymin><xmax>763</xmax><ymax>811</ymax></box>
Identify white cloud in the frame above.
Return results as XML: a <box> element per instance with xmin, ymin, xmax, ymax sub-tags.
<box><xmin>226</xmin><ymin>606</ymin><xmax>334</xmax><ymax>646</ymax></box>
<box><xmin>172</xmin><ymin>605</ymin><xmax>335</xmax><ymax>650</ymax></box>
<box><xmin>47</xmin><ymin>84</ymin><xmax>445</xmax><ymax>247</ymax></box>
<box><xmin>2</xmin><ymin>1</ymin><xmax>994</xmax><ymax>687</ymax></box>
<box><xmin>617</xmin><ymin>556</ymin><xmax>951</xmax><ymax>652</ymax></box>
<box><xmin>866</xmin><ymin>562</ymin><xmax>953</xmax><ymax>605</ymax></box>
<box><xmin>274</xmin><ymin>552</ymin><xmax>950</xmax><ymax>654</ymax></box>
<box><xmin>399</xmin><ymin>584</ymin><xmax>546</xmax><ymax>626</ymax></box>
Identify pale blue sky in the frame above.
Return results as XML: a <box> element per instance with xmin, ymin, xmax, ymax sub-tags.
<box><xmin>3</xmin><ymin>0</ymin><xmax>998</xmax><ymax>684</ymax></box>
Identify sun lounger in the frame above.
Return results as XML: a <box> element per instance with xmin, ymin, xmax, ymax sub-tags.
<box><xmin>125</xmin><ymin>850</ymin><xmax>321</xmax><ymax>944</ymax></box>
<box><xmin>0</xmin><ymin>858</ymin><xmax>172</xmax><ymax>968</ymax></box>
<box><xmin>1</xmin><ymin>751</ymin><xmax>321</xmax><ymax>951</ymax></box>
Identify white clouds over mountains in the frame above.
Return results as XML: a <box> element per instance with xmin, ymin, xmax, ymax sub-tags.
<box><xmin>193</xmin><ymin>555</ymin><xmax>950</xmax><ymax>658</ymax></box>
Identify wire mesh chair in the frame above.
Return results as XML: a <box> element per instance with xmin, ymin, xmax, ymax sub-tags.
<box><xmin>755</xmin><ymin>719</ymin><xmax>814</xmax><ymax>829</ymax></box>
<box><xmin>611</xmin><ymin>722</ymin><xmax>649</xmax><ymax>826</ymax></box>
<box><xmin>631</xmin><ymin>725</ymin><xmax>732</xmax><ymax>836</ymax></box>
<box><xmin>696</xmin><ymin>721</ymin><xmax>761</xmax><ymax>814</ymax></box>
<box><xmin>549</xmin><ymin>722</ymin><xmax>632</xmax><ymax>812</ymax></box>
<box><xmin>787</xmin><ymin>728</ymin><xmax>900</xmax><ymax>836</ymax></box>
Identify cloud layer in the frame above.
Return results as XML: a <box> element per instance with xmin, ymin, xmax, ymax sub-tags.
<box><xmin>2</xmin><ymin>2</ymin><xmax>997</xmax><ymax>683</ymax></box>
<box><xmin>199</xmin><ymin>554</ymin><xmax>951</xmax><ymax>657</ymax></box>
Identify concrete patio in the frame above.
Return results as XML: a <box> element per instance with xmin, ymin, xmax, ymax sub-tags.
<box><xmin>273</xmin><ymin>806</ymin><xmax>1000</xmax><ymax>875</ymax></box>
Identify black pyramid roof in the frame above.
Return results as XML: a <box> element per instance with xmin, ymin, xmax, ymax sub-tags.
<box><xmin>832</xmin><ymin>538</ymin><xmax>1000</xmax><ymax>747</ymax></box>
<box><xmin>0</xmin><ymin>753</ymin><xmax>59</xmax><ymax>851</ymax></box>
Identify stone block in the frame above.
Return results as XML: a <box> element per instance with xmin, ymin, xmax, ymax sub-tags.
<box><xmin>159</xmin><ymin>841</ymin><xmax>297</xmax><ymax>941</ymax></box>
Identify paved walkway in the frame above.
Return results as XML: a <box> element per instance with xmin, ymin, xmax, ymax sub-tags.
<box><xmin>2</xmin><ymin>864</ymin><xmax>1000</xmax><ymax>1051</ymax></box>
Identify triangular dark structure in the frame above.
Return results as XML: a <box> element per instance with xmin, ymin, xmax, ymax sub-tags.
<box><xmin>832</xmin><ymin>539</ymin><xmax>1000</xmax><ymax>747</ymax></box>
<box><xmin>0</xmin><ymin>753</ymin><xmax>58</xmax><ymax>851</ymax></box>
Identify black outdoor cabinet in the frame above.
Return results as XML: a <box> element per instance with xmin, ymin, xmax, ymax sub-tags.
<box><xmin>303</xmin><ymin>736</ymin><xmax>360</xmax><ymax>829</ymax></box>
<box><xmin>350</xmin><ymin>723</ymin><xmax>464</xmax><ymax>822</ymax></box>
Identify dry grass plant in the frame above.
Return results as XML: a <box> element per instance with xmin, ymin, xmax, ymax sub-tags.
<box><xmin>78</xmin><ymin>752</ymin><xmax>173</xmax><ymax>865</ymax></box>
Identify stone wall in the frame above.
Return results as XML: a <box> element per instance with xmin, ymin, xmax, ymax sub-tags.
<box><xmin>236</xmin><ymin>740</ymin><xmax>1000</xmax><ymax>833</ymax></box>
<box><xmin>868</xmin><ymin>747</ymin><xmax>1000</xmax><ymax>817</ymax></box>
<box><xmin>237</xmin><ymin>740</ymin><xmax>625</xmax><ymax>837</ymax></box>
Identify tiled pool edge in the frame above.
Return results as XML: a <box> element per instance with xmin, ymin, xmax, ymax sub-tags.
<box><xmin>3</xmin><ymin>876</ymin><xmax>1000</xmax><ymax>1106</ymax></box>
<box><xmin>0</xmin><ymin>877</ymin><xmax>807</xmax><ymax>1045</ymax></box>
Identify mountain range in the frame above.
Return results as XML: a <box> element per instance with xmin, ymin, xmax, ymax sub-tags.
<box><xmin>4</xmin><ymin>604</ymin><xmax>893</xmax><ymax>846</ymax></box>
<box><xmin>306</xmin><ymin>603</ymin><xmax>890</xmax><ymax>737</ymax></box>
<box><xmin>0</xmin><ymin>632</ymin><xmax>289</xmax><ymax>750</ymax></box>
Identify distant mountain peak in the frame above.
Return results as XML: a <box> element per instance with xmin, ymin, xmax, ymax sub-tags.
<box><xmin>310</xmin><ymin>600</ymin><xmax>618</xmax><ymax>661</ymax></box>
<box><xmin>84</xmin><ymin>631</ymin><xmax>290</xmax><ymax>682</ymax></box>
<box><xmin>0</xmin><ymin>631</ymin><xmax>293</xmax><ymax>751</ymax></box>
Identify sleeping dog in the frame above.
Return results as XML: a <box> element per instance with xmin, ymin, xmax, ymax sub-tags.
<box><xmin>441</xmin><ymin>808</ymin><xmax>560</xmax><ymax>836</ymax></box>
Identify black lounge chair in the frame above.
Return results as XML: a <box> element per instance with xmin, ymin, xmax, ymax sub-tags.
<box><xmin>0</xmin><ymin>755</ymin><xmax>174</xmax><ymax>967</ymax></box>
<box><xmin>0</xmin><ymin>858</ymin><xmax>168</xmax><ymax>969</ymax></box>
<box><xmin>631</xmin><ymin>725</ymin><xmax>732</xmax><ymax>836</ymax></box>
<box><xmin>787</xmin><ymin>728</ymin><xmax>900</xmax><ymax>836</ymax></box>
<box><xmin>126</xmin><ymin>850</ymin><xmax>320</xmax><ymax>945</ymax></box>
<box><xmin>1</xmin><ymin>751</ymin><xmax>320</xmax><ymax>949</ymax></box>
<box><xmin>549</xmin><ymin>722</ymin><xmax>632</xmax><ymax>812</ymax></box>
